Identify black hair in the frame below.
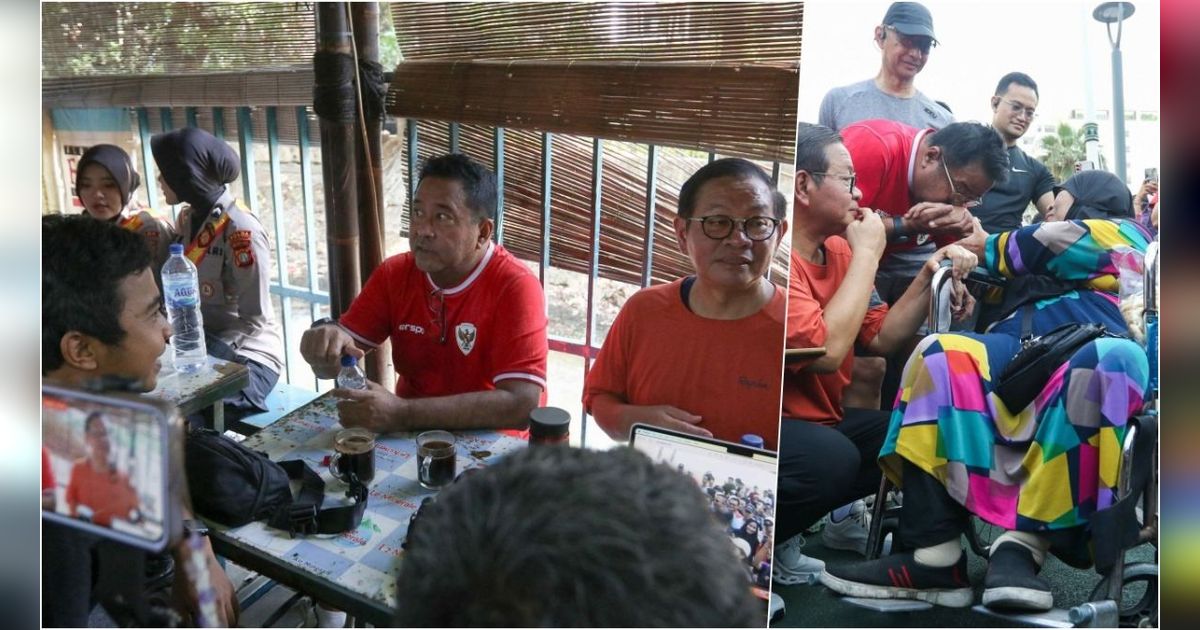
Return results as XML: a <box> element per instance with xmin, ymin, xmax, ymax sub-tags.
<box><xmin>772</xmin><ymin>189</ymin><xmax>789</xmax><ymax>218</ymax></box>
<box><xmin>395</xmin><ymin>446</ymin><xmax>762</xmax><ymax>627</ymax></box>
<box><xmin>418</xmin><ymin>153</ymin><xmax>498</xmax><ymax>222</ymax></box>
<box><xmin>794</xmin><ymin>123</ymin><xmax>845</xmax><ymax>189</ymax></box>
<box><xmin>995</xmin><ymin>71</ymin><xmax>1039</xmax><ymax>99</ymax></box>
<box><xmin>927</xmin><ymin>122</ymin><xmax>1010</xmax><ymax>186</ymax></box>
<box><xmin>43</xmin><ymin>214</ymin><xmax>152</xmax><ymax>374</ymax></box>
<box><xmin>85</xmin><ymin>412</ymin><xmax>105</xmax><ymax>433</ymax></box>
<box><xmin>678</xmin><ymin>157</ymin><xmax>778</xmax><ymax>219</ymax></box>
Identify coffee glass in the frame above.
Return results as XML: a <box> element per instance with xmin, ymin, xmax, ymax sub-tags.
<box><xmin>329</xmin><ymin>428</ymin><xmax>376</xmax><ymax>485</ymax></box>
<box><xmin>416</xmin><ymin>430</ymin><xmax>457</xmax><ymax>490</ymax></box>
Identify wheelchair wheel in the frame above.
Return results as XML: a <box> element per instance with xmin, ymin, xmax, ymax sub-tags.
<box><xmin>1088</xmin><ymin>562</ymin><xmax>1158</xmax><ymax>627</ymax></box>
<box><xmin>967</xmin><ymin>516</ymin><xmax>1003</xmax><ymax>558</ymax></box>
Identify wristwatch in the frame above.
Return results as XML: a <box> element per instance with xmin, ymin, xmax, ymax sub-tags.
<box><xmin>310</xmin><ymin>317</ymin><xmax>338</xmax><ymax>329</ymax></box>
<box><xmin>875</xmin><ymin>210</ymin><xmax>909</xmax><ymax>244</ymax></box>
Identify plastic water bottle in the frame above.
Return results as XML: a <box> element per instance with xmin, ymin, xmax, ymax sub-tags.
<box><xmin>161</xmin><ymin>243</ymin><xmax>207</xmax><ymax>373</ymax></box>
<box><xmin>336</xmin><ymin>355</ymin><xmax>367</xmax><ymax>390</ymax></box>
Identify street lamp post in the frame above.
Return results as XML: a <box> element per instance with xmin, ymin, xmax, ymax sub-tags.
<box><xmin>1093</xmin><ymin>1</ymin><xmax>1135</xmax><ymax>185</ymax></box>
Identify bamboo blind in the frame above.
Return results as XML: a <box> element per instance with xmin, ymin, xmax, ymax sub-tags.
<box><xmin>387</xmin><ymin>59</ymin><xmax>797</xmax><ymax>164</ymax></box>
<box><xmin>42</xmin><ymin>69</ymin><xmax>314</xmax><ymax>108</ymax></box>
<box><xmin>389</xmin><ymin>2</ymin><xmax>802</xmax><ymax>67</ymax></box>
<box><xmin>42</xmin><ymin>2</ymin><xmax>315</xmax><ymax>78</ymax></box>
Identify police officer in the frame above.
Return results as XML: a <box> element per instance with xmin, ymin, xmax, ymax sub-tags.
<box><xmin>151</xmin><ymin>127</ymin><xmax>283</xmax><ymax>421</ymax></box>
<box><xmin>76</xmin><ymin>143</ymin><xmax>177</xmax><ymax>272</ymax></box>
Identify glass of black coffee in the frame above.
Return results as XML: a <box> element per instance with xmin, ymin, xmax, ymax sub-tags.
<box><xmin>416</xmin><ymin>430</ymin><xmax>457</xmax><ymax>490</ymax></box>
<box><xmin>329</xmin><ymin>428</ymin><xmax>376</xmax><ymax>485</ymax></box>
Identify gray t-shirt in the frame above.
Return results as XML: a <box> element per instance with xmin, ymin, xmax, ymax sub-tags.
<box><xmin>818</xmin><ymin>79</ymin><xmax>955</xmax><ymax>132</ymax></box>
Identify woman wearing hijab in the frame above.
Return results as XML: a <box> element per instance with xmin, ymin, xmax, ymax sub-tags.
<box><xmin>819</xmin><ymin>169</ymin><xmax>1153</xmax><ymax>613</ymax></box>
<box><xmin>151</xmin><ymin>127</ymin><xmax>283</xmax><ymax>421</ymax></box>
<box><xmin>1044</xmin><ymin>168</ymin><xmax>1137</xmax><ymax>223</ymax></box>
<box><xmin>76</xmin><ymin>143</ymin><xmax>176</xmax><ymax>271</ymax></box>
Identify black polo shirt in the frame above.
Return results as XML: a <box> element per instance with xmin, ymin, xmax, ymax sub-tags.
<box><xmin>971</xmin><ymin>144</ymin><xmax>1055</xmax><ymax>234</ymax></box>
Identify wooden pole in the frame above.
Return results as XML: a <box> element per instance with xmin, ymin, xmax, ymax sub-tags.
<box><xmin>351</xmin><ymin>2</ymin><xmax>389</xmax><ymax>386</ymax></box>
<box><xmin>314</xmin><ymin>2</ymin><xmax>360</xmax><ymax>319</ymax></box>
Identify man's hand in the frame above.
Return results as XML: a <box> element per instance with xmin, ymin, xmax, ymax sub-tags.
<box><xmin>622</xmin><ymin>405</ymin><xmax>711</xmax><ymax>439</ymax></box>
<box><xmin>845</xmin><ymin>208</ymin><xmax>887</xmax><ymax>259</ymax></box>
<box><xmin>173</xmin><ymin>540</ymin><xmax>238</xmax><ymax>627</ymax></box>
<box><xmin>905</xmin><ymin>202</ymin><xmax>974</xmax><ymax>238</ymax></box>
<box><xmin>300</xmin><ymin>324</ymin><xmax>364</xmax><ymax>379</ymax></box>
<box><xmin>334</xmin><ymin>380</ymin><xmax>406</xmax><ymax>433</ymax></box>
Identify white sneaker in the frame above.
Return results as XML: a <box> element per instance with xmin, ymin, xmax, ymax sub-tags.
<box><xmin>822</xmin><ymin>499</ymin><xmax>870</xmax><ymax>556</ymax></box>
<box><xmin>769</xmin><ymin>591</ymin><xmax>786</xmax><ymax>622</ymax></box>
<box><xmin>304</xmin><ymin>599</ymin><xmax>348</xmax><ymax>628</ymax></box>
<box><xmin>772</xmin><ymin>534</ymin><xmax>825</xmax><ymax>586</ymax></box>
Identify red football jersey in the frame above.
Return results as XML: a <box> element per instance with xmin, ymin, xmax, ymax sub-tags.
<box><xmin>842</xmin><ymin>119</ymin><xmax>957</xmax><ymax>252</ymax></box>
<box><xmin>339</xmin><ymin>242</ymin><xmax>548</xmax><ymax>398</ymax></box>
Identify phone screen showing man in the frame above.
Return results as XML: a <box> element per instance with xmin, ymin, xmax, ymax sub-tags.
<box><xmin>42</xmin><ymin>387</ymin><xmax>171</xmax><ymax>552</ymax></box>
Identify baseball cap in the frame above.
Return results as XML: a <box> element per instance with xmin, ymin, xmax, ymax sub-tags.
<box><xmin>882</xmin><ymin>2</ymin><xmax>938</xmax><ymax>44</ymax></box>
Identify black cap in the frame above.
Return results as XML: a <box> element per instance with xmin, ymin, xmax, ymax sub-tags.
<box><xmin>529</xmin><ymin>407</ymin><xmax>571</xmax><ymax>438</ymax></box>
<box><xmin>882</xmin><ymin>2</ymin><xmax>938</xmax><ymax>44</ymax></box>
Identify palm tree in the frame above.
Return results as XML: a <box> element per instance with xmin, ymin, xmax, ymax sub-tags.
<box><xmin>1039</xmin><ymin>122</ymin><xmax>1087</xmax><ymax>183</ymax></box>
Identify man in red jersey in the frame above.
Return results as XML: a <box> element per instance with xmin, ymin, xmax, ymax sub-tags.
<box><xmin>300</xmin><ymin>153</ymin><xmax>547</xmax><ymax>433</ymax></box>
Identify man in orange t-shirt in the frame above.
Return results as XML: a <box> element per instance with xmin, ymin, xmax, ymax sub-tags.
<box><xmin>64</xmin><ymin>413</ymin><xmax>140</xmax><ymax>528</ymax></box>
<box><xmin>584</xmin><ymin>158</ymin><xmax>787</xmax><ymax>450</ymax></box>
<box><xmin>773</xmin><ymin>124</ymin><xmax>977</xmax><ymax>585</ymax></box>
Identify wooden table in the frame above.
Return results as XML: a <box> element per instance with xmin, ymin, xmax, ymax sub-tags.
<box><xmin>146</xmin><ymin>356</ymin><xmax>249</xmax><ymax>432</ymax></box>
<box><xmin>206</xmin><ymin>393</ymin><xmax>527</xmax><ymax>626</ymax></box>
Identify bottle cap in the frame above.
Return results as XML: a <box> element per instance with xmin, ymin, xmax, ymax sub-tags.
<box><xmin>340</xmin><ymin>355</ymin><xmax>358</xmax><ymax>367</ymax></box>
<box><xmin>529</xmin><ymin>407</ymin><xmax>571</xmax><ymax>438</ymax></box>
<box><xmin>740</xmin><ymin>434</ymin><xmax>765</xmax><ymax>449</ymax></box>
<box><xmin>169</xmin><ymin>243</ymin><xmax>184</xmax><ymax>255</ymax></box>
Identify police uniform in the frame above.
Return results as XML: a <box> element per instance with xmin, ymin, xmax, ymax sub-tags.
<box><xmin>116</xmin><ymin>209</ymin><xmax>176</xmax><ymax>272</ymax></box>
<box><xmin>175</xmin><ymin>190</ymin><xmax>284</xmax><ymax>409</ymax></box>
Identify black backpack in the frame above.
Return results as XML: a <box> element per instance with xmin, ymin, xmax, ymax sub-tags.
<box><xmin>184</xmin><ymin>428</ymin><xmax>367</xmax><ymax>536</ymax></box>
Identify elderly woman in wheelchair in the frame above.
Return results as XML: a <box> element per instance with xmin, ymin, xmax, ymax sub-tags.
<box><xmin>819</xmin><ymin>169</ymin><xmax>1156</xmax><ymax>619</ymax></box>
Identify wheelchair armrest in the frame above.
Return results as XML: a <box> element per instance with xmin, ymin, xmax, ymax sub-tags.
<box><xmin>928</xmin><ymin>260</ymin><xmax>955</xmax><ymax>334</ymax></box>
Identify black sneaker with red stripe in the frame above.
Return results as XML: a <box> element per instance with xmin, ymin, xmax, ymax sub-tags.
<box><xmin>819</xmin><ymin>551</ymin><xmax>973</xmax><ymax>608</ymax></box>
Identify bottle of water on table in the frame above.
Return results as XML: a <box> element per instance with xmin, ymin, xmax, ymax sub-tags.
<box><xmin>162</xmin><ymin>243</ymin><xmax>207</xmax><ymax>373</ymax></box>
<box><xmin>336</xmin><ymin>355</ymin><xmax>367</xmax><ymax>390</ymax></box>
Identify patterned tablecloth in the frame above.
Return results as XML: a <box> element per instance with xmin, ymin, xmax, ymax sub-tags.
<box><xmin>208</xmin><ymin>393</ymin><xmax>528</xmax><ymax>621</ymax></box>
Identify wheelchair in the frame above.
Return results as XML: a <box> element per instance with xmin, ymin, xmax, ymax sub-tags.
<box><xmin>854</xmin><ymin>241</ymin><xmax>1159</xmax><ymax>627</ymax></box>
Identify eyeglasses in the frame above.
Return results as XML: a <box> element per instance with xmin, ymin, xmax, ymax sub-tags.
<box><xmin>1002</xmin><ymin>98</ymin><xmax>1038</xmax><ymax>120</ymax></box>
<box><xmin>810</xmin><ymin>171</ymin><xmax>857</xmax><ymax>193</ymax></box>
<box><xmin>427</xmin><ymin>288</ymin><xmax>446</xmax><ymax>344</ymax></box>
<box><xmin>685</xmin><ymin>215</ymin><xmax>780</xmax><ymax>241</ymax></box>
<box><xmin>884</xmin><ymin>26</ymin><xmax>935</xmax><ymax>54</ymax></box>
<box><xmin>940</xmin><ymin>157</ymin><xmax>985</xmax><ymax>209</ymax></box>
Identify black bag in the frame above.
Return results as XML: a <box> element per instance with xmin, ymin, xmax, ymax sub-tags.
<box><xmin>992</xmin><ymin>322</ymin><xmax>1110</xmax><ymax>413</ymax></box>
<box><xmin>184</xmin><ymin>428</ymin><xmax>367</xmax><ymax>536</ymax></box>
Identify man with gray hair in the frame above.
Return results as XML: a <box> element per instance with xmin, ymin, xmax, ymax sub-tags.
<box><xmin>819</xmin><ymin>2</ymin><xmax>954</xmax><ymax>132</ymax></box>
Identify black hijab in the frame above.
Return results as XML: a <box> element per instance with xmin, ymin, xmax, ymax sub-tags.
<box><xmin>76</xmin><ymin>144</ymin><xmax>141</xmax><ymax>208</ymax></box>
<box><xmin>1059</xmin><ymin>170</ymin><xmax>1134</xmax><ymax>221</ymax></box>
<box><xmin>150</xmin><ymin>127</ymin><xmax>240</xmax><ymax>213</ymax></box>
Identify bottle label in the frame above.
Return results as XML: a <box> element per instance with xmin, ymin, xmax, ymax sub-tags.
<box><xmin>166</xmin><ymin>283</ymin><xmax>199</xmax><ymax>308</ymax></box>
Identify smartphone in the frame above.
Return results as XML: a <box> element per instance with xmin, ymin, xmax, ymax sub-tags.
<box><xmin>1144</xmin><ymin>167</ymin><xmax>1158</xmax><ymax>182</ymax></box>
<box><xmin>42</xmin><ymin>385</ymin><xmax>185</xmax><ymax>553</ymax></box>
